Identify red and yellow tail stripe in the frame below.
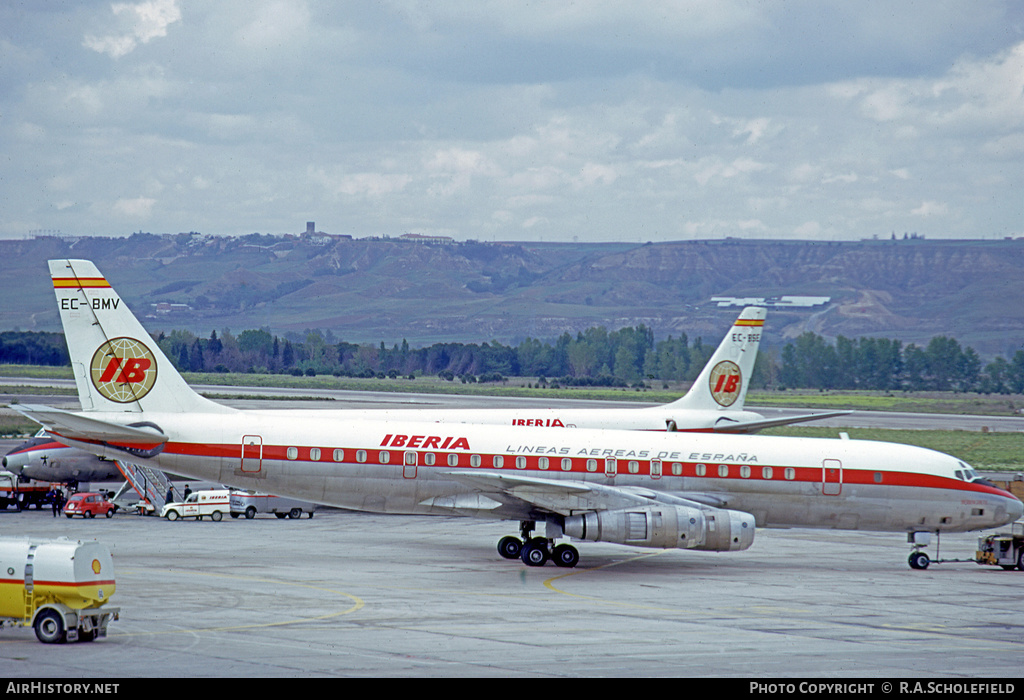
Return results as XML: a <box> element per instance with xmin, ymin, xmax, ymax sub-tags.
<box><xmin>734</xmin><ymin>318</ymin><xmax>765</xmax><ymax>327</ymax></box>
<box><xmin>53</xmin><ymin>277</ymin><xmax>111</xmax><ymax>289</ymax></box>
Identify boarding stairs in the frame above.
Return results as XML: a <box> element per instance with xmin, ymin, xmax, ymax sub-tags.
<box><xmin>111</xmin><ymin>460</ymin><xmax>176</xmax><ymax>513</ymax></box>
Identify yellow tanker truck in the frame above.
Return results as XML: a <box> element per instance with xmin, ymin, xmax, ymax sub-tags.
<box><xmin>0</xmin><ymin>537</ymin><xmax>119</xmax><ymax>643</ymax></box>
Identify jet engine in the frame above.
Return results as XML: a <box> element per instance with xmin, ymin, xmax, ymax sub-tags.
<box><xmin>563</xmin><ymin>505</ymin><xmax>755</xmax><ymax>552</ymax></box>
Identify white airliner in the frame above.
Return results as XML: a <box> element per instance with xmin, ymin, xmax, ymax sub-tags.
<box><xmin>348</xmin><ymin>305</ymin><xmax>849</xmax><ymax>433</ymax></box>
<box><xmin>1</xmin><ymin>297</ymin><xmax>840</xmax><ymax>488</ymax></box>
<box><xmin>16</xmin><ymin>260</ymin><xmax>1023</xmax><ymax>570</ymax></box>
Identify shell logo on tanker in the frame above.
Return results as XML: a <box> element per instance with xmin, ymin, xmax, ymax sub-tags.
<box><xmin>708</xmin><ymin>360</ymin><xmax>742</xmax><ymax>407</ymax></box>
<box><xmin>90</xmin><ymin>337</ymin><xmax>158</xmax><ymax>403</ymax></box>
<box><xmin>92</xmin><ymin>559</ymin><xmax>101</xmax><ymax>574</ymax></box>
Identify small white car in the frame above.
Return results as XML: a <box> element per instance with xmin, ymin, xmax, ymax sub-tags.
<box><xmin>160</xmin><ymin>489</ymin><xmax>231</xmax><ymax>521</ymax></box>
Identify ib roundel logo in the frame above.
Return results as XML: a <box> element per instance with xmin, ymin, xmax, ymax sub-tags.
<box><xmin>90</xmin><ymin>337</ymin><xmax>158</xmax><ymax>403</ymax></box>
<box><xmin>708</xmin><ymin>360</ymin><xmax>742</xmax><ymax>407</ymax></box>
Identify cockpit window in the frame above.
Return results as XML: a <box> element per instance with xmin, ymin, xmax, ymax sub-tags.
<box><xmin>958</xmin><ymin>461</ymin><xmax>979</xmax><ymax>481</ymax></box>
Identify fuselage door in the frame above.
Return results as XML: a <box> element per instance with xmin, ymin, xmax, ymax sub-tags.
<box><xmin>403</xmin><ymin>451</ymin><xmax>418</xmax><ymax>479</ymax></box>
<box><xmin>822</xmin><ymin>459</ymin><xmax>842</xmax><ymax>496</ymax></box>
<box><xmin>241</xmin><ymin>435</ymin><xmax>263</xmax><ymax>474</ymax></box>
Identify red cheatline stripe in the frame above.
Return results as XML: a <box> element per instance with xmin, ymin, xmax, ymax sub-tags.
<box><xmin>151</xmin><ymin>440</ymin><xmax>1016</xmax><ymax>498</ymax></box>
<box><xmin>52</xmin><ymin>277</ymin><xmax>110</xmax><ymax>288</ymax></box>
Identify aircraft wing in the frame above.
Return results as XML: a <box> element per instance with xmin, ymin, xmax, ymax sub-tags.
<box><xmin>439</xmin><ymin>471</ymin><xmax>728</xmax><ymax>516</ymax></box>
<box><xmin>712</xmin><ymin>410</ymin><xmax>852</xmax><ymax>433</ymax></box>
<box><xmin>11</xmin><ymin>404</ymin><xmax>168</xmax><ymax>447</ymax></box>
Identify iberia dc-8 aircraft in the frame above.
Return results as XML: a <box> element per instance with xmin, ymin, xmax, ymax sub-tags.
<box><xmin>0</xmin><ymin>304</ymin><xmax>841</xmax><ymax>485</ymax></box>
<box><xmin>330</xmin><ymin>305</ymin><xmax>848</xmax><ymax>433</ymax></box>
<box><xmin>18</xmin><ymin>260</ymin><xmax>1022</xmax><ymax>570</ymax></box>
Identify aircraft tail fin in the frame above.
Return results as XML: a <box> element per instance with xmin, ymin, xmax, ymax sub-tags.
<box><xmin>668</xmin><ymin>306</ymin><xmax>766</xmax><ymax>412</ymax></box>
<box><xmin>49</xmin><ymin>259</ymin><xmax>233</xmax><ymax>415</ymax></box>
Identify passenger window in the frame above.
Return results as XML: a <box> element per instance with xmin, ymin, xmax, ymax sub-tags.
<box><xmin>586</xmin><ymin>459</ymin><xmax>597</xmax><ymax>472</ymax></box>
<box><xmin>379</xmin><ymin>450</ymin><xmax>390</xmax><ymax>464</ymax></box>
<box><xmin>762</xmin><ymin>466</ymin><xmax>773</xmax><ymax>479</ymax></box>
<box><xmin>516</xmin><ymin>456</ymin><xmax>527</xmax><ymax>469</ymax></box>
<box><xmin>333</xmin><ymin>449</ymin><xmax>344</xmax><ymax>462</ymax></box>
<box><xmin>538</xmin><ymin>457</ymin><xmax>549</xmax><ymax>470</ymax></box>
<box><xmin>561</xmin><ymin>458</ymin><xmax>572</xmax><ymax>471</ymax></box>
<box><xmin>286</xmin><ymin>447</ymin><xmax>298</xmax><ymax>460</ymax></box>
<box><xmin>672</xmin><ymin>462</ymin><xmax>682</xmax><ymax>476</ymax></box>
<box><xmin>696</xmin><ymin>463</ymin><xmax>706</xmax><ymax>477</ymax></box>
<box><xmin>471</xmin><ymin>454</ymin><xmax>482</xmax><ymax>467</ymax></box>
<box><xmin>493</xmin><ymin>455</ymin><xmax>504</xmax><ymax>468</ymax></box>
<box><xmin>424</xmin><ymin>453</ymin><xmax>435</xmax><ymax>466</ymax></box>
<box><xmin>740</xmin><ymin>465</ymin><xmax>750</xmax><ymax>478</ymax></box>
<box><xmin>356</xmin><ymin>450</ymin><xmax>367</xmax><ymax>463</ymax></box>
<box><xmin>785</xmin><ymin>467</ymin><xmax>795</xmax><ymax>480</ymax></box>
<box><xmin>718</xmin><ymin>464</ymin><xmax>729</xmax><ymax>477</ymax></box>
<box><xmin>448</xmin><ymin>453</ymin><xmax>459</xmax><ymax>467</ymax></box>
<box><xmin>310</xmin><ymin>448</ymin><xmax>321</xmax><ymax>461</ymax></box>
<box><xmin>628</xmin><ymin>460</ymin><xmax>639</xmax><ymax>474</ymax></box>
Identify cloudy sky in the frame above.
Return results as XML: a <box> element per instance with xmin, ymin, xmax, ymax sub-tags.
<box><xmin>2</xmin><ymin>1</ymin><xmax>1023</xmax><ymax>243</ymax></box>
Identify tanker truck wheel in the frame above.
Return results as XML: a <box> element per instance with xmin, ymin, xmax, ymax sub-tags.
<box><xmin>34</xmin><ymin>610</ymin><xmax>66</xmax><ymax>644</ymax></box>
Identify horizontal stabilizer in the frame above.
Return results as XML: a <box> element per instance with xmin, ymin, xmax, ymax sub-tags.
<box><xmin>712</xmin><ymin>410</ymin><xmax>852</xmax><ymax>433</ymax></box>
<box><xmin>12</xmin><ymin>404</ymin><xmax>168</xmax><ymax>447</ymax></box>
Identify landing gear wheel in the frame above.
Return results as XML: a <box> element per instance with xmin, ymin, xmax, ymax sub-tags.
<box><xmin>908</xmin><ymin>551</ymin><xmax>930</xmax><ymax>570</ymax></box>
<box><xmin>552</xmin><ymin>544</ymin><xmax>580</xmax><ymax>568</ymax></box>
<box><xmin>521</xmin><ymin>539</ymin><xmax>549</xmax><ymax>567</ymax></box>
<box><xmin>33</xmin><ymin>610</ymin><xmax>66</xmax><ymax>644</ymax></box>
<box><xmin>497</xmin><ymin>536</ymin><xmax>523</xmax><ymax>559</ymax></box>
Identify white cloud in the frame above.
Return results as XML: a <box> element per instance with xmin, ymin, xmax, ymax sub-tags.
<box><xmin>113</xmin><ymin>196</ymin><xmax>157</xmax><ymax>218</ymax></box>
<box><xmin>83</xmin><ymin>0</ymin><xmax>182</xmax><ymax>58</ymax></box>
<box><xmin>912</xmin><ymin>201</ymin><xmax>949</xmax><ymax>217</ymax></box>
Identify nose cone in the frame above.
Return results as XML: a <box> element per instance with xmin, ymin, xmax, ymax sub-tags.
<box><xmin>2</xmin><ymin>450</ymin><xmax>26</xmax><ymax>473</ymax></box>
<box><xmin>1007</xmin><ymin>496</ymin><xmax>1024</xmax><ymax>524</ymax></box>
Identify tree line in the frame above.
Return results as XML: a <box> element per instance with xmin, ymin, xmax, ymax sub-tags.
<box><xmin>4</xmin><ymin>326</ymin><xmax>1024</xmax><ymax>394</ymax></box>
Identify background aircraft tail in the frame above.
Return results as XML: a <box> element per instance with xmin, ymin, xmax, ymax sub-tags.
<box><xmin>667</xmin><ymin>306</ymin><xmax>765</xmax><ymax>412</ymax></box>
<box><xmin>49</xmin><ymin>259</ymin><xmax>233</xmax><ymax>415</ymax></box>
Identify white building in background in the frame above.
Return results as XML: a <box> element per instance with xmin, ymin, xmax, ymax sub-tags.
<box><xmin>711</xmin><ymin>296</ymin><xmax>830</xmax><ymax>308</ymax></box>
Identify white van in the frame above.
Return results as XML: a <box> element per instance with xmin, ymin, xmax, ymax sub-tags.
<box><xmin>160</xmin><ymin>489</ymin><xmax>231</xmax><ymax>521</ymax></box>
<box><xmin>229</xmin><ymin>490</ymin><xmax>316</xmax><ymax>520</ymax></box>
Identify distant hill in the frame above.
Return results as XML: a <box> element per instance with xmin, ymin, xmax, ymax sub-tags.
<box><xmin>3</xmin><ymin>233</ymin><xmax>1024</xmax><ymax>356</ymax></box>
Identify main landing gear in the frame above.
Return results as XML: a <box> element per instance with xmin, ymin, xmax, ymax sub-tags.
<box><xmin>497</xmin><ymin>520</ymin><xmax>580</xmax><ymax>568</ymax></box>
